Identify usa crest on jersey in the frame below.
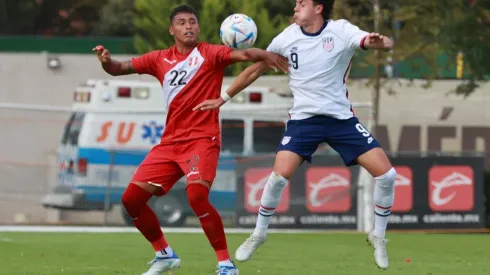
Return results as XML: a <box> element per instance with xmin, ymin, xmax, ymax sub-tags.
<box><xmin>323</xmin><ymin>36</ymin><xmax>334</xmax><ymax>52</ymax></box>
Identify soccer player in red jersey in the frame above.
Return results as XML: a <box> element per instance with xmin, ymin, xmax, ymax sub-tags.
<box><xmin>93</xmin><ymin>4</ymin><xmax>288</xmax><ymax>275</ymax></box>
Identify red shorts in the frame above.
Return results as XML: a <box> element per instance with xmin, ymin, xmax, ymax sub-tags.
<box><xmin>131</xmin><ymin>137</ymin><xmax>220</xmax><ymax>196</ymax></box>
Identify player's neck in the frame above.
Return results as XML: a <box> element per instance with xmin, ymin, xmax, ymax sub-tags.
<box><xmin>301</xmin><ymin>17</ymin><xmax>326</xmax><ymax>34</ymax></box>
<box><xmin>175</xmin><ymin>43</ymin><xmax>196</xmax><ymax>56</ymax></box>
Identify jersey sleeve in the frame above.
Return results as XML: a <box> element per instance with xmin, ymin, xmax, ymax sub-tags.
<box><xmin>206</xmin><ymin>44</ymin><xmax>233</xmax><ymax>68</ymax></box>
<box><xmin>266</xmin><ymin>35</ymin><xmax>284</xmax><ymax>56</ymax></box>
<box><xmin>341</xmin><ymin>20</ymin><xmax>370</xmax><ymax>51</ymax></box>
<box><xmin>131</xmin><ymin>50</ymin><xmax>161</xmax><ymax>76</ymax></box>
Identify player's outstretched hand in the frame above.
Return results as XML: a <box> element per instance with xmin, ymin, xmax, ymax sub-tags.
<box><xmin>193</xmin><ymin>98</ymin><xmax>225</xmax><ymax>111</ymax></box>
<box><xmin>364</xmin><ymin>33</ymin><xmax>385</xmax><ymax>48</ymax></box>
<box><xmin>92</xmin><ymin>45</ymin><xmax>111</xmax><ymax>63</ymax></box>
<box><xmin>263</xmin><ymin>52</ymin><xmax>289</xmax><ymax>73</ymax></box>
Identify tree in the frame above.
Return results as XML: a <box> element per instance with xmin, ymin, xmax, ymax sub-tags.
<box><xmin>332</xmin><ymin>0</ymin><xmax>471</xmax><ymax>132</ymax></box>
<box><xmin>98</xmin><ymin>0</ymin><xmax>134</xmax><ymax>36</ymax></box>
<box><xmin>439</xmin><ymin>0</ymin><xmax>490</xmax><ymax>97</ymax></box>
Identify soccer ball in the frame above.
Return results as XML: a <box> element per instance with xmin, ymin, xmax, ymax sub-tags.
<box><xmin>220</xmin><ymin>14</ymin><xmax>258</xmax><ymax>49</ymax></box>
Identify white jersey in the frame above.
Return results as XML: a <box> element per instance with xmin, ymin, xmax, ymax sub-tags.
<box><xmin>267</xmin><ymin>19</ymin><xmax>369</xmax><ymax>120</ymax></box>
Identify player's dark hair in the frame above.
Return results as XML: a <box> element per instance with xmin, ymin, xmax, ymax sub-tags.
<box><xmin>170</xmin><ymin>5</ymin><xmax>198</xmax><ymax>23</ymax></box>
<box><xmin>313</xmin><ymin>0</ymin><xmax>335</xmax><ymax>20</ymax></box>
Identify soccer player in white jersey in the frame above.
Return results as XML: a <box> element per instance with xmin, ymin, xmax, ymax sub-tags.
<box><xmin>194</xmin><ymin>0</ymin><xmax>395</xmax><ymax>270</ymax></box>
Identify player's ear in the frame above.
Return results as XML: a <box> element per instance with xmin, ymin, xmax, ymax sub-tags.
<box><xmin>316</xmin><ymin>4</ymin><xmax>324</xmax><ymax>15</ymax></box>
<box><xmin>169</xmin><ymin>25</ymin><xmax>174</xmax><ymax>36</ymax></box>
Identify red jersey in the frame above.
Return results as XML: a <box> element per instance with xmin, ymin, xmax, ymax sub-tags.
<box><xmin>131</xmin><ymin>42</ymin><xmax>232</xmax><ymax>144</ymax></box>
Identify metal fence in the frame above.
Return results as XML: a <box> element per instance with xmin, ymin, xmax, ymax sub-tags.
<box><xmin>0</xmin><ymin>103</ymin><xmax>489</xmax><ymax>230</ymax></box>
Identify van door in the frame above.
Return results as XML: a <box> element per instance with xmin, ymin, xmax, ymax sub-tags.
<box><xmin>57</xmin><ymin>112</ymin><xmax>86</xmax><ymax>188</ymax></box>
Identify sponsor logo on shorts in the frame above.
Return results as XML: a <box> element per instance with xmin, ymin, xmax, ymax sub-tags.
<box><xmin>281</xmin><ymin>136</ymin><xmax>291</xmax><ymax>145</ymax></box>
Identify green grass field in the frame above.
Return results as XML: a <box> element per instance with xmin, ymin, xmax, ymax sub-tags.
<box><xmin>0</xmin><ymin>232</ymin><xmax>489</xmax><ymax>275</ymax></box>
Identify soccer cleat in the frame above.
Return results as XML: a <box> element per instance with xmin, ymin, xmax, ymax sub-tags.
<box><xmin>216</xmin><ymin>261</ymin><xmax>239</xmax><ymax>275</ymax></box>
<box><xmin>234</xmin><ymin>234</ymin><xmax>266</xmax><ymax>262</ymax></box>
<box><xmin>142</xmin><ymin>253</ymin><xmax>181</xmax><ymax>275</ymax></box>
<box><xmin>366</xmin><ymin>231</ymin><xmax>389</xmax><ymax>270</ymax></box>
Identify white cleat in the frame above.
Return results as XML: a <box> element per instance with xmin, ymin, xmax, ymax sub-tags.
<box><xmin>366</xmin><ymin>232</ymin><xmax>389</xmax><ymax>270</ymax></box>
<box><xmin>142</xmin><ymin>254</ymin><xmax>181</xmax><ymax>275</ymax></box>
<box><xmin>216</xmin><ymin>261</ymin><xmax>239</xmax><ymax>275</ymax></box>
<box><xmin>234</xmin><ymin>234</ymin><xmax>266</xmax><ymax>262</ymax></box>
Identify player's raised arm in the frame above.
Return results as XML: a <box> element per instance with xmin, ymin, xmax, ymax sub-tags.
<box><xmin>93</xmin><ymin>45</ymin><xmax>135</xmax><ymax>76</ymax></box>
<box><xmin>193</xmin><ymin>61</ymin><xmax>270</xmax><ymax>111</ymax></box>
<box><xmin>229</xmin><ymin>48</ymin><xmax>288</xmax><ymax>73</ymax></box>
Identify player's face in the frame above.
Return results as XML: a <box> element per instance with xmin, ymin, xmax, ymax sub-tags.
<box><xmin>169</xmin><ymin>13</ymin><xmax>200</xmax><ymax>47</ymax></box>
<box><xmin>294</xmin><ymin>0</ymin><xmax>323</xmax><ymax>26</ymax></box>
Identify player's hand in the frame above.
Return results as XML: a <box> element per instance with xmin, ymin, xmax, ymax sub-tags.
<box><xmin>364</xmin><ymin>33</ymin><xmax>386</xmax><ymax>48</ymax></box>
<box><xmin>262</xmin><ymin>52</ymin><xmax>289</xmax><ymax>73</ymax></box>
<box><xmin>92</xmin><ymin>45</ymin><xmax>111</xmax><ymax>64</ymax></box>
<box><xmin>193</xmin><ymin>98</ymin><xmax>226</xmax><ymax>111</ymax></box>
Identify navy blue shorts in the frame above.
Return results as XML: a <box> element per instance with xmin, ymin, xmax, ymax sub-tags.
<box><xmin>277</xmin><ymin>115</ymin><xmax>381</xmax><ymax>166</ymax></box>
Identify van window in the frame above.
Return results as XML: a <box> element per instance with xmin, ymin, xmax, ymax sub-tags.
<box><xmin>253</xmin><ymin>121</ymin><xmax>285</xmax><ymax>153</ymax></box>
<box><xmin>221</xmin><ymin>119</ymin><xmax>244</xmax><ymax>154</ymax></box>
<box><xmin>61</xmin><ymin>112</ymin><xmax>85</xmax><ymax>145</ymax></box>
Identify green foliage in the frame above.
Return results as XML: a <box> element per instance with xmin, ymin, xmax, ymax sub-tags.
<box><xmin>439</xmin><ymin>0</ymin><xmax>490</xmax><ymax>97</ymax></box>
<box><xmin>334</xmin><ymin>0</ymin><xmax>445</xmax><ymax>83</ymax></box>
<box><xmin>133</xmin><ymin>0</ymin><xmax>290</xmax><ymax>75</ymax></box>
<box><xmin>333</xmin><ymin>0</ymin><xmax>489</xmax><ymax>96</ymax></box>
<box><xmin>98</xmin><ymin>0</ymin><xmax>134</xmax><ymax>36</ymax></box>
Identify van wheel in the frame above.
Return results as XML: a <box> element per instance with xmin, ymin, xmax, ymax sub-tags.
<box><xmin>121</xmin><ymin>196</ymin><xmax>187</xmax><ymax>227</ymax></box>
<box><xmin>151</xmin><ymin>196</ymin><xmax>187</xmax><ymax>227</ymax></box>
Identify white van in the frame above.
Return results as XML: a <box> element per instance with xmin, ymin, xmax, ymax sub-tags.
<box><xmin>41</xmin><ymin>79</ymin><xmax>292</xmax><ymax>226</ymax></box>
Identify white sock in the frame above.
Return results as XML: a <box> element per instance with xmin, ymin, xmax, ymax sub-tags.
<box><xmin>156</xmin><ymin>246</ymin><xmax>173</xmax><ymax>258</ymax></box>
<box><xmin>253</xmin><ymin>172</ymin><xmax>289</xmax><ymax>237</ymax></box>
<box><xmin>218</xmin><ymin>259</ymin><xmax>235</xmax><ymax>267</ymax></box>
<box><xmin>373</xmin><ymin>167</ymin><xmax>396</xmax><ymax>239</ymax></box>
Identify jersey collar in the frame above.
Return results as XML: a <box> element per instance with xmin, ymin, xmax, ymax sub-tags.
<box><xmin>300</xmin><ymin>20</ymin><xmax>328</xmax><ymax>37</ymax></box>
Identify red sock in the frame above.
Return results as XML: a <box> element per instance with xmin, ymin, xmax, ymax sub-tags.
<box><xmin>122</xmin><ymin>183</ymin><xmax>169</xmax><ymax>252</ymax></box>
<box><xmin>187</xmin><ymin>184</ymin><xmax>229</xmax><ymax>261</ymax></box>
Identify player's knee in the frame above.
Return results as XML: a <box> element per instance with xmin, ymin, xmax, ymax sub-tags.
<box><xmin>374</xmin><ymin>167</ymin><xmax>396</xmax><ymax>188</ymax></box>
<box><xmin>269</xmin><ymin>172</ymin><xmax>289</xmax><ymax>189</ymax></box>
<box><xmin>121</xmin><ymin>183</ymin><xmax>150</xmax><ymax>218</ymax></box>
<box><xmin>186</xmin><ymin>183</ymin><xmax>210</xmax><ymax>209</ymax></box>
<box><xmin>261</xmin><ymin>172</ymin><xmax>289</xmax><ymax>202</ymax></box>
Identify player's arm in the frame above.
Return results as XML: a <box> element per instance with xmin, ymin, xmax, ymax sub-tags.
<box><xmin>343</xmin><ymin>19</ymin><xmax>393</xmax><ymax>51</ymax></box>
<box><xmin>229</xmin><ymin>48</ymin><xmax>289</xmax><ymax>73</ymax></box>
<box><xmin>93</xmin><ymin>45</ymin><xmax>135</xmax><ymax>76</ymax></box>
<box><xmin>192</xmin><ymin>61</ymin><xmax>269</xmax><ymax>111</ymax></box>
<box><xmin>361</xmin><ymin>33</ymin><xmax>393</xmax><ymax>50</ymax></box>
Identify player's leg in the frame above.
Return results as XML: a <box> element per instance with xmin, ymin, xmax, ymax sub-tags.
<box><xmin>356</xmin><ymin>147</ymin><xmax>394</xmax><ymax>270</ymax></box>
<box><xmin>121</xmin><ymin>144</ymin><xmax>184</xmax><ymax>274</ymax></box>
<box><xmin>327</xmin><ymin>117</ymin><xmax>395</xmax><ymax>269</ymax></box>
<box><xmin>253</xmin><ymin>151</ymin><xmax>303</xmax><ymax>237</ymax></box>
<box><xmin>235</xmin><ymin>118</ymin><xmax>321</xmax><ymax>262</ymax></box>
<box><xmin>177</xmin><ymin>138</ymin><xmax>238</xmax><ymax>274</ymax></box>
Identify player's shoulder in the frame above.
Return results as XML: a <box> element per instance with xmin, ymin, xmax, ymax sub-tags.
<box><xmin>277</xmin><ymin>23</ymin><xmax>301</xmax><ymax>39</ymax></box>
<box><xmin>144</xmin><ymin>48</ymin><xmax>170</xmax><ymax>59</ymax></box>
<box><xmin>196</xmin><ymin>41</ymin><xmax>229</xmax><ymax>53</ymax></box>
<box><xmin>327</xmin><ymin>18</ymin><xmax>359</xmax><ymax>31</ymax></box>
